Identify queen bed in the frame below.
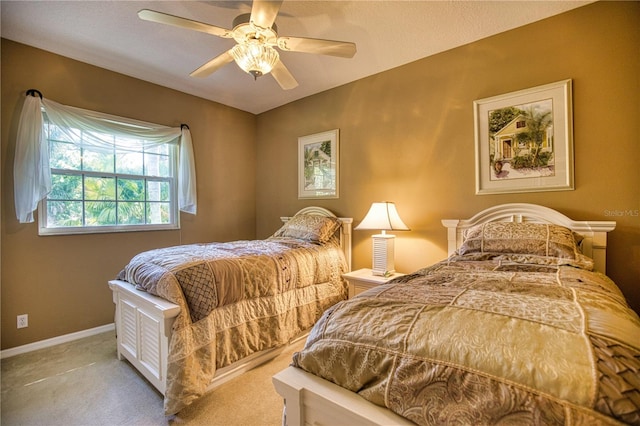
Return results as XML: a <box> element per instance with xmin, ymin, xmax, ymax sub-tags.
<box><xmin>273</xmin><ymin>203</ymin><xmax>640</xmax><ymax>425</ymax></box>
<box><xmin>108</xmin><ymin>206</ymin><xmax>352</xmax><ymax>414</ymax></box>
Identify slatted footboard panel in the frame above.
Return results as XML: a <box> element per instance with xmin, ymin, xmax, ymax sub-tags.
<box><xmin>109</xmin><ymin>280</ymin><xmax>180</xmax><ymax>395</ymax></box>
<box><xmin>138</xmin><ymin>308</ymin><xmax>163</xmax><ymax>381</ymax></box>
<box><xmin>120</xmin><ymin>299</ymin><xmax>138</xmax><ymax>358</ymax></box>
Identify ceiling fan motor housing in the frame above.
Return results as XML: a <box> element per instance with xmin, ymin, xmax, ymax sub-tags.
<box><xmin>232</xmin><ymin>13</ymin><xmax>278</xmax><ymax>44</ymax></box>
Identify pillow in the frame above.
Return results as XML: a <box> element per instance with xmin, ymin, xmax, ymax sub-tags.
<box><xmin>458</xmin><ymin>222</ymin><xmax>580</xmax><ymax>260</ymax></box>
<box><xmin>271</xmin><ymin>214</ymin><xmax>341</xmax><ymax>244</ymax></box>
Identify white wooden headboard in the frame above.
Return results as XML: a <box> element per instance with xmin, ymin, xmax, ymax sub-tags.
<box><xmin>442</xmin><ymin>203</ymin><xmax>616</xmax><ymax>273</ymax></box>
<box><xmin>280</xmin><ymin>206</ymin><xmax>353</xmax><ymax>271</ymax></box>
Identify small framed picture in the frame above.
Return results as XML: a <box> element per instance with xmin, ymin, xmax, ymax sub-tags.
<box><xmin>298</xmin><ymin>129</ymin><xmax>339</xmax><ymax>199</ymax></box>
<box><xmin>474</xmin><ymin>79</ymin><xmax>574</xmax><ymax>194</ymax></box>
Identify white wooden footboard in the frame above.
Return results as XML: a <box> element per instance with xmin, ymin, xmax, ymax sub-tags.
<box><xmin>272</xmin><ymin>367</ymin><xmax>412</xmax><ymax>426</ymax></box>
<box><xmin>109</xmin><ymin>279</ymin><xmax>305</xmax><ymax>396</ymax></box>
<box><xmin>109</xmin><ymin>279</ymin><xmax>179</xmax><ymax>394</ymax></box>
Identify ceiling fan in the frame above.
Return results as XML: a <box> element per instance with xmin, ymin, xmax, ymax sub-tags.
<box><xmin>138</xmin><ymin>0</ymin><xmax>357</xmax><ymax>90</ymax></box>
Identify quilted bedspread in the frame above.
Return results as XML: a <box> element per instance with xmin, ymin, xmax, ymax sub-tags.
<box><xmin>118</xmin><ymin>237</ymin><xmax>347</xmax><ymax>414</ymax></box>
<box><xmin>293</xmin><ymin>254</ymin><xmax>640</xmax><ymax>425</ymax></box>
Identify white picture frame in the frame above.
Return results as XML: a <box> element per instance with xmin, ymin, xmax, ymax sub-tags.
<box><xmin>474</xmin><ymin>79</ymin><xmax>574</xmax><ymax>195</ymax></box>
<box><xmin>298</xmin><ymin>129</ymin><xmax>339</xmax><ymax>199</ymax></box>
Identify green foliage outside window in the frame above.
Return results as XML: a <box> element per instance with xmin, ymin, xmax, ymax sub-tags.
<box><xmin>43</xmin><ymin>122</ymin><xmax>176</xmax><ymax>232</ymax></box>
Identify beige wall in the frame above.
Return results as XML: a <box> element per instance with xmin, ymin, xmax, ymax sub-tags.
<box><xmin>1</xmin><ymin>40</ymin><xmax>257</xmax><ymax>349</ymax></box>
<box><xmin>2</xmin><ymin>1</ymin><xmax>638</xmax><ymax>350</ymax></box>
<box><xmin>256</xmin><ymin>2</ymin><xmax>640</xmax><ymax>311</ymax></box>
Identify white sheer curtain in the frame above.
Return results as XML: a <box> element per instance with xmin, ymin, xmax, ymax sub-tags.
<box><xmin>14</xmin><ymin>93</ymin><xmax>197</xmax><ymax>223</ymax></box>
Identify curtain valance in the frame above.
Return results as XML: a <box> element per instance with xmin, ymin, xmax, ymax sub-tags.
<box><xmin>14</xmin><ymin>93</ymin><xmax>197</xmax><ymax>223</ymax></box>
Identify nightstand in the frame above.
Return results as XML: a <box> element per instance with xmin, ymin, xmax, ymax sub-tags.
<box><xmin>342</xmin><ymin>268</ymin><xmax>405</xmax><ymax>298</ymax></box>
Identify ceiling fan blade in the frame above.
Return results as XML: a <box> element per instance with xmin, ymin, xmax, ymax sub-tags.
<box><xmin>190</xmin><ymin>50</ymin><xmax>235</xmax><ymax>78</ymax></box>
<box><xmin>250</xmin><ymin>0</ymin><xmax>283</xmax><ymax>30</ymax></box>
<box><xmin>138</xmin><ymin>9</ymin><xmax>233</xmax><ymax>38</ymax></box>
<box><xmin>270</xmin><ymin>60</ymin><xmax>298</xmax><ymax>90</ymax></box>
<box><xmin>277</xmin><ymin>36</ymin><xmax>357</xmax><ymax>58</ymax></box>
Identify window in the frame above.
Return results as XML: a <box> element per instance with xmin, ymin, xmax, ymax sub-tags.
<box><xmin>15</xmin><ymin>95</ymin><xmax>195</xmax><ymax>226</ymax></box>
<box><xmin>39</xmin><ymin>119</ymin><xmax>179</xmax><ymax>235</ymax></box>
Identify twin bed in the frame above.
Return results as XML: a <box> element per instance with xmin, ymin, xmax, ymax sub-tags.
<box><xmin>109</xmin><ymin>203</ymin><xmax>640</xmax><ymax>425</ymax></box>
<box><xmin>108</xmin><ymin>206</ymin><xmax>352</xmax><ymax>414</ymax></box>
<box><xmin>273</xmin><ymin>203</ymin><xmax>640</xmax><ymax>426</ymax></box>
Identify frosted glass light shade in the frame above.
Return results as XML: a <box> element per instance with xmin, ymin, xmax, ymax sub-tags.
<box><xmin>230</xmin><ymin>42</ymin><xmax>279</xmax><ymax>78</ymax></box>
<box><xmin>355</xmin><ymin>202</ymin><xmax>409</xmax><ymax>276</ymax></box>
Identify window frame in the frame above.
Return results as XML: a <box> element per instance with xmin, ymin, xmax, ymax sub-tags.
<box><xmin>38</xmin><ymin>121</ymin><xmax>181</xmax><ymax>236</ymax></box>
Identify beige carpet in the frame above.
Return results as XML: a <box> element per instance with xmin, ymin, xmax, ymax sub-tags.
<box><xmin>1</xmin><ymin>331</ymin><xmax>304</xmax><ymax>425</ymax></box>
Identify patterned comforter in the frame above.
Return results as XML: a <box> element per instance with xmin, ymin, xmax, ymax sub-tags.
<box><xmin>117</xmin><ymin>237</ymin><xmax>348</xmax><ymax>414</ymax></box>
<box><xmin>293</xmin><ymin>253</ymin><xmax>640</xmax><ymax>425</ymax></box>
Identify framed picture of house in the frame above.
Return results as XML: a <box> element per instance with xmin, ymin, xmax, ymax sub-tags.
<box><xmin>474</xmin><ymin>79</ymin><xmax>574</xmax><ymax>195</ymax></box>
<box><xmin>298</xmin><ymin>129</ymin><xmax>339</xmax><ymax>199</ymax></box>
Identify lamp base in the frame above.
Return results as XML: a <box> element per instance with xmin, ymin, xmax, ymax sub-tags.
<box><xmin>371</xmin><ymin>234</ymin><xmax>395</xmax><ymax>276</ymax></box>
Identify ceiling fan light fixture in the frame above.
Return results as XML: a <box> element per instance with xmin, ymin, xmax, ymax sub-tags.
<box><xmin>138</xmin><ymin>2</ymin><xmax>355</xmax><ymax>90</ymax></box>
<box><xmin>230</xmin><ymin>42</ymin><xmax>279</xmax><ymax>79</ymax></box>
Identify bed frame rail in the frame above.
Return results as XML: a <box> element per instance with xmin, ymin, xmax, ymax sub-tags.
<box><xmin>273</xmin><ymin>367</ymin><xmax>413</xmax><ymax>426</ymax></box>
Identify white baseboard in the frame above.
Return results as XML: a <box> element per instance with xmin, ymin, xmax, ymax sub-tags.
<box><xmin>1</xmin><ymin>323</ymin><xmax>115</xmax><ymax>359</ymax></box>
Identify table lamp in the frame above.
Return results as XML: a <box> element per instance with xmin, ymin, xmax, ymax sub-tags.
<box><xmin>355</xmin><ymin>202</ymin><xmax>410</xmax><ymax>276</ymax></box>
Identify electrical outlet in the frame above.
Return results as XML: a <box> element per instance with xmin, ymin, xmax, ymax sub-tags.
<box><xmin>17</xmin><ymin>314</ymin><xmax>28</xmax><ymax>329</ymax></box>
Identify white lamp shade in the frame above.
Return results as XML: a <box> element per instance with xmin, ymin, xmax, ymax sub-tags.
<box><xmin>354</xmin><ymin>202</ymin><xmax>410</xmax><ymax>231</ymax></box>
<box><xmin>355</xmin><ymin>202</ymin><xmax>409</xmax><ymax>276</ymax></box>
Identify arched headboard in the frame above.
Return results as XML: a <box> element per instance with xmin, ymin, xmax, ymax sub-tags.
<box><xmin>281</xmin><ymin>206</ymin><xmax>353</xmax><ymax>270</ymax></box>
<box><xmin>442</xmin><ymin>203</ymin><xmax>616</xmax><ymax>273</ymax></box>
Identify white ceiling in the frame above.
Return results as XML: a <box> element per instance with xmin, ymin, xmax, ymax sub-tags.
<box><xmin>1</xmin><ymin>1</ymin><xmax>592</xmax><ymax>114</ymax></box>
